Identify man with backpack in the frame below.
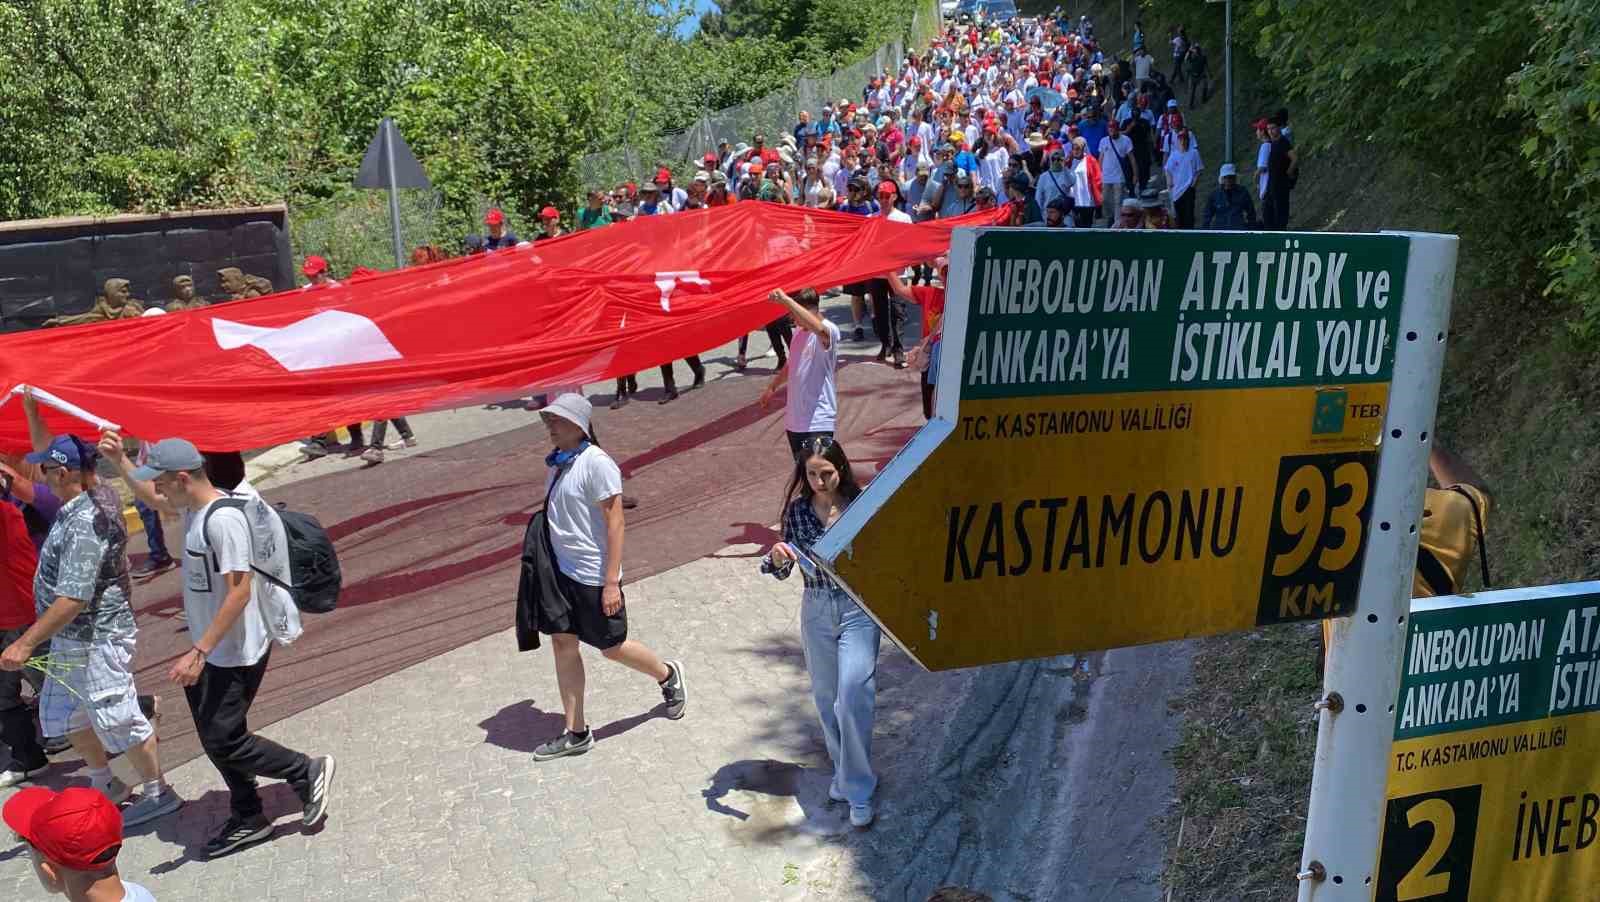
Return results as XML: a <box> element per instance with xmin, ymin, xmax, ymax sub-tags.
<box><xmin>99</xmin><ymin>436</ymin><xmax>336</xmax><ymax>859</ymax></box>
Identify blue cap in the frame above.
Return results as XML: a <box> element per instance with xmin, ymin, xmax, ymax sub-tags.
<box><xmin>24</xmin><ymin>435</ymin><xmax>93</xmax><ymax>471</ymax></box>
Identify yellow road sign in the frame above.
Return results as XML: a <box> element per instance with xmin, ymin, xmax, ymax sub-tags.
<box><xmin>813</xmin><ymin>229</ymin><xmax>1413</xmax><ymax>671</ymax></box>
<box><xmin>1377</xmin><ymin>583</ymin><xmax>1600</xmax><ymax>901</ymax></box>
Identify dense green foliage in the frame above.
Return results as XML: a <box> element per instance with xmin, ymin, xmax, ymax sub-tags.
<box><xmin>0</xmin><ymin>0</ymin><xmax>923</xmax><ymax>258</ymax></box>
<box><xmin>1153</xmin><ymin>0</ymin><xmax>1600</xmax><ymax>339</ymax></box>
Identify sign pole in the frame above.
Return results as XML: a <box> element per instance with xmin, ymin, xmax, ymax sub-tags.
<box><xmin>382</xmin><ymin>118</ymin><xmax>406</xmax><ymax>270</ymax></box>
<box><xmin>1296</xmin><ymin>233</ymin><xmax>1458</xmax><ymax>899</ymax></box>
<box><xmin>1224</xmin><ymin>0</ymin><xmax>1233</xmax><ymax>165</ymax></box>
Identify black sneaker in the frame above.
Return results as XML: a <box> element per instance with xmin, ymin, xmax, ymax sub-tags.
<box><xmin>533</xmin><ymin>729</ymin><xmax>594</xmax><ymax>761</ymax></box>
<box><xmin>854</xmin><ymin>326</ymin><xmax>865</xmax><ymax>341</ymax></box>
<box><xmin>658</xmin><ymin>389</ymin><xmax>679</xmax><ymax>405</ymax></box>
<box><xmin>302</xmin><ymin>755</ymin><xmax>336</xmax><ymax>826</ymax></box>
<box><xmin>660</xmin><ymin>661</ymin><xmax>687</xmax><ymax>720</ymax></box>
<box><xmin>203</xmin><ymin>814</ymin><xmax>273</xmax><ymax>859</ymax></box>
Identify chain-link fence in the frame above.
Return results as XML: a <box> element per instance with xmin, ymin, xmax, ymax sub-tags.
<box><xmin>289</xmin><ymin>187</ymin><xmax>445</xmax><ymax>280</ymax></box>
<box><xmin>579</xmin><ymin>0</ymin><xmax>942</xmax><ymax>189</ymax></box>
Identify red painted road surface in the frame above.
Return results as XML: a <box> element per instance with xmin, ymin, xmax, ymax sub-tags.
<box><xmin>120</xmin><ymin>355</ymin><xmax>925</xmax><ymax>767</ymax></box>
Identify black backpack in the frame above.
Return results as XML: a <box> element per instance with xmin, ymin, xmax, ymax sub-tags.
<box><xmin>203</xmin><ymin>497</ymin><xmax>342</xmax><ymax>613</ymax></box>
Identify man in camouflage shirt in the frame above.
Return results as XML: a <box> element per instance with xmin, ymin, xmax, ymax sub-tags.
<box><xmin>0</xmin><ymin>435</ymin><xmax>180</xmax><ymax>828</ymax></box>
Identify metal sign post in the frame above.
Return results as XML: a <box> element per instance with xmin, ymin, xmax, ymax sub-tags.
<box><xmin>1205</xmin><ymin>0</ymin><xmax>1234</xmax><ymax>163</ymax></box>
<box><xmin>1224</xmin><ymin>0</ymin><xmax>1233</xmax><ymax>164</ymax></box>
<box><xmin>354</xmin><ymin>117</ymin><xmax>432</xmax><ymax>270</ymax></box>
<box><xmin>1296</xmin><ymin>232</ymin><xmax>1458</xmax><ymax>899</ymax></box>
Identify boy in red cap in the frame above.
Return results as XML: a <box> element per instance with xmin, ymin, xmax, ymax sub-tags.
<box><xmin>482</xmin><ymin>208</ymin><xmax>519</xmax><ymax>250</ymax></box>
<box><xmin>534</xmin><ymin>206</ymin><xmax>563</xmax><ymax>242</ymax></box>
<box><xmin>298</xmin><ymin>255</ymin><xmax>338</xmax><ymax>289</ymax></box>
<box><xmin>4</xmin><ymin>786</ymin><xmax>155</xmax><ymax>901</ymax></box>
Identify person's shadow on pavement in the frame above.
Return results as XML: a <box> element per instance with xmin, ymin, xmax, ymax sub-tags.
<box><xmin>702</xmin><ymin>759</ymin><xmax>843</xmax><ymax>840</ymax></box>
<box><xmin>477</xmin><ymin>699</ymin><xmax>660</xmax><ymax>754</ymax></box>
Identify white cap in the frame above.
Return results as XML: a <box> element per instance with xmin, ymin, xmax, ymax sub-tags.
<box><xmin>1219</xmin><ymin>163</ymin><xmax>1238</xmax><ymax>180</ymax></box>
<box><xmin>142</xmin><ymin>307</ymin><xmax>167</xmax><ymax>316</ymax></box>
<box><xmin>539</xmin><ymin>392</ymin><xmax>592</xmax><ymax>435</ymax></box>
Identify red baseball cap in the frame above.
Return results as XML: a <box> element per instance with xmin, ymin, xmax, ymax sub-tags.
<box><xmin>3</xmin><ymin>787</ymin><xmax>123</xmax><ymax>872</ymax></box>
<box><xmin>484</xmin><ymin>208</ymin><xmax>505</xmax><ymax>225</ymax></box>
<box><xmin>301</xmin><ymin>255</ymin><xmax>328</xmax><ymax>277</ymax></box>
<box><xmin>875</xmin><ymin>180</ymin><xmax>897</xmax><ymax>197</ymax></box>
<box><xmin>654</xmin><ymin>167</ymin><xmax>672</xmax><ymax>184</ymax></box>
<box><xmin>539</xmin><ymin>205</ymin><xmax>560</xmax><ymax>220</ymax></box>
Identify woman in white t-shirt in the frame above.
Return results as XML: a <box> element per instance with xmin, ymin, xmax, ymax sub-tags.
<box><xmin>761</xmin><ymin>288</ymin><xmax>842</xmax><ymax>459</ymax></box>
<box><xmin>530</xmin><ymin>393</ymin><xmax>687</xmax><ymax>762</ymax></box>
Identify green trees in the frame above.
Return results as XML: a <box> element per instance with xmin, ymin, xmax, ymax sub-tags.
<box><xmin>1158</xmin><ymin>0</ymin><xmax>1600</xmax><ymax>340</ymax></box>
<box><xmin>0</xmin><ymin>0</ymin><xmax>921</xmax><ymax>254</ymax></box>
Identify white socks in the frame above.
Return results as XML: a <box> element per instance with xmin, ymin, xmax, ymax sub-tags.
<box><xmin>141</xmin><ymin>779</ymin><xmax>164</xmax><ymax>800</ymax></box>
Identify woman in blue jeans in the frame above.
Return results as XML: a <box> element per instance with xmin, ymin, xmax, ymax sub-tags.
<box><xmin>764</xmin><ymin>437</ymin><xmax>881</xmax><ymax>828</ymax></box>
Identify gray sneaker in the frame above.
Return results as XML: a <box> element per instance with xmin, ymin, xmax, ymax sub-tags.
<box><xmin>121</xmin><ymin>789</ymin><xmax>183</xmax><ymax>827</ymax></box>
<box><xmin>533</xmin><ymin>729</ymin><xmax>594</xmax><ymax>762</ymax></box>
<box><xmin>660</xmin><ymin>661</ymin><xmax>687</xmax><ymax>720</ymax></box>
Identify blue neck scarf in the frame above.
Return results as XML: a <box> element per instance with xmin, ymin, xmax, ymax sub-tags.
<box><xmin>546</xmin><ymin>441</ymin><xmax>590</xmax><ymax>469</ymax></box>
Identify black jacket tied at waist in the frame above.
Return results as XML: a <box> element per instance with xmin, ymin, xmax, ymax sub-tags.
<box><xmin>515</xmin><ymin>509</ymin><xmax>568</xmax><ymax>652</ymax></box>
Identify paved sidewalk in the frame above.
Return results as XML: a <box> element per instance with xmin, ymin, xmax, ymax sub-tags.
<box><xmin>0</xmin><ymin>534</ymin><xmax>1183</xmax><ymax>902</ymax></box>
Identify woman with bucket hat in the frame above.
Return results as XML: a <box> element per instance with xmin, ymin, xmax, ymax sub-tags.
<box><xmin>521</xmin><ymin>394</ymin><xmax>687</xmax><ymax>761</ymax></box>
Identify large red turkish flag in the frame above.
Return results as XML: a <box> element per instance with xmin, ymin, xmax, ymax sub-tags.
<box><xmin>0</xmin><ymin>202</ymin><xmax>1006</xmax><ymax>452</ymax></box>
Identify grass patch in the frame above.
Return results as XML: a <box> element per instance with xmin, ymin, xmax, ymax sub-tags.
<box><xmin>1164</xmin><ymin>624</ymin><xmax>1322</xmax><ymax>900</ymax></box>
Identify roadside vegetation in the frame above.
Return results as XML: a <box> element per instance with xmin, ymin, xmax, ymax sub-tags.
<box><xmin>1051</xmin><ymin>0</ymin><xmax>1600</xmax><ymax>896</ymax></box>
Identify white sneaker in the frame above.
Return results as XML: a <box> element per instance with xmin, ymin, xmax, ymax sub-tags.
<box><xmin>361</xmin><ymin>447</ymin><xmax>384</xmax><ymax>464</ymax></box>
<box><xmin>849</xmin><ymin>801</ymin><xmax>875</xmax><ymax>828</ymax></box>
<box><xmin>828</xmin><ymin>782</ymin><xmax>847</xmax><ymax>804</ymax></box>
<box><xmin>0</xmin><ymin>766</ymin><xmax>43</xmax><ymax>788</ymax></box>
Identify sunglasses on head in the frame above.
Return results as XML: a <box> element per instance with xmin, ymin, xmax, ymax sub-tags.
<box><xmin>803</xmin><ymin>436</ymin><xmax>835</xmax><ymax>455</ymax></box>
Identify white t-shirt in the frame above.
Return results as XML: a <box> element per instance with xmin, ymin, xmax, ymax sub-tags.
<box><xmin>885</xmin><ymin>208</ymin><xmax>913</xmax><ymax>224</ymax></box>
<box><xmin>977</xmin><ymin>147</ymin><xmax>1010</xmax><ymax>190</ymax></box>
<box><xmin>121</xmin><ymin>881</ymin><xmax>157</xmax><ymax>902</ymax></box>
<box><xmin>1098</xmin><ymin>135</ymin><xmax>1133</xmax><ymax>184</ymax></box>
<box><xmin>1165</xmin><ymin>145</ymin><xmax>1204</xmax><ymax>199</ymax></box>
<box><xmin>544</xmin><ymin>445</ymin><xmax>623</xmax><ymax>587</ymax></box>
<box><xmin>1256</xmin><ymin>140</ymin><xmax>1272</xmax><ymax>197</ymax></box>
<box><xmin>183</xmin><ymin>492</ymin><xmax>272</xmax><ymax>668</ymax></box>
<box><xmin>785</xmin><ymin>319</ymin><xmax>841</xmax><ymax>434</ymax></box>
<box><xmin>1134</xmin><ymin>53</ymin><xmax>1153</xmax><ymax>81</ymax></box>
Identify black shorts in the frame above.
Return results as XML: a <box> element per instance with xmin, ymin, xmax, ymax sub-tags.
<box><xmin>542</xmin><ymin>569</ymin><xmax>629</xmax><ymax>650</ymax></box>
<box><xmin>842</xmin><ymin>281</ymin><xmax>870</xmax><ymax>296</ymax></box>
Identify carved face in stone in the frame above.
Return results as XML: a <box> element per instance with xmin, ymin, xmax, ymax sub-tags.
<box><xmin>173</xmin><ymin>275</ymin><xmax>196</xmax><ymax>301</ymax></box>
<box><xmin>103</xmin><ymin>279</ymin><xmax>131</xmax><ymax>310</ymax></box>
<box><xmin>217</xmin><ymin>268</ymin><xmax>245</xmax><ymax>296</ymax></box>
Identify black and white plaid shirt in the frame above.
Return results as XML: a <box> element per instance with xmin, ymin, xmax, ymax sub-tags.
<box><xmin>774</xmin><ymin>496</ymin><xmax>837</xmax><ymax>591</ymax></box>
